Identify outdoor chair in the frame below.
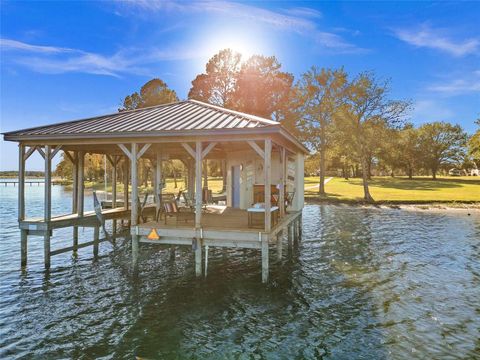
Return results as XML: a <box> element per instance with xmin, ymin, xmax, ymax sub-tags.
<box><xmin>163</xmin><ymin>200</ymin><xmax>195</xmax><ymax>225</ymax></box>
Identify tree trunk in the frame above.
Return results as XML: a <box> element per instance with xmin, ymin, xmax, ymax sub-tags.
<box><xmin>367</xmin><ymin>158</ymin><xmax>372</xmax><ymax>180</ymax></box>
<box><xmin>318</xmin><ymin>146</ymin><xmax>326</xmax><ymax>195</ymax></box>
<box><xmin>408</xmin><ymin>166</ymin><xmax>413</xmax><ymax>179</ymax></box>
<box><xmin>432</xmin><ymin>167</ymin><xmax>437</xmax><ymax>180</ymax></box>
<box><xmin>361</xmin><ymin>154</ymin><xmax>374</xmax><ymax>202</ymax></box>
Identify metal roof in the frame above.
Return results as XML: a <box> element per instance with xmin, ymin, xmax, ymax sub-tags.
<box><xmin>3</xmin><ymin>99</ymin><xmax>280</xmax><ymax>137</ymax></box>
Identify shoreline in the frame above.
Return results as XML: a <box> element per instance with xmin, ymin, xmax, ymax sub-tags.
<box><xmin>305</xmin><ymin>198</ymin><xmax>480</xmax><ymax>212</ymax></box>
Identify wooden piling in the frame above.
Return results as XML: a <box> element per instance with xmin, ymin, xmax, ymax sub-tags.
<box><xmin>20</xmin><ymin>229</ymin><xmax>27</xmax><ymax>267</ymax></box>
<box><xmin>93</xmin><ymin>225</ymin><xmax>99</xmax><ymax>258</ymax></box>
<box><xmin>261</xmin><ymin>237</ymin><xmax>269</xmax><ymax>283</ymax></box>
<box><xmin>277</xmin><ymin>228</ymin><xmax>284</xmax><ymax>261</ymax></box>
<box><xmin>44</xmin><ymin>145</ymin><xmax>52</xmax><ymax>269</ymax></box>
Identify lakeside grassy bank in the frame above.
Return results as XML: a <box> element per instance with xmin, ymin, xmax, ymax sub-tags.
<box><xmin>305</xmin><ymin>176</ymin><xmax>480</xmax><ymax>205</ymax></box>
<box><xmin>10</xmin><ymin>175</ymin><xmax>479</xmax><ymax>206</ymax></box>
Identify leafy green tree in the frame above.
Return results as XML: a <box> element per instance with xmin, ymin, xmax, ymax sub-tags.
<box><xmin>295</xmin><ymin>67</ymin><xmax>348</xmax><ymax>194</ymax></box>
<box><xmin>120</xmin><ymin>78</ymin><xmax>178</xmax><ymax>111</ymax></box>
<box><xmin>188</xmin><ymin>49</ymin><xmax>241</xmax><ymax>107</ymax></box>
<box><xmin>468</xmin><ymin>118</ymin><xmax>480</xmax><ymax>168</ymax></box>
<box><xmin>337</xmin><ymin>72</ymin><xmax>411</xmax><ymax>201</ymax></box>
<box><xmin>398</xmin><ymin>124</ymin><xmax>421</xmax><ymax>179</ymax></box>
<box><xmin>417</xmin><ymin>122</ymin><xmax>467</xmax><ymax>179</ymax></box>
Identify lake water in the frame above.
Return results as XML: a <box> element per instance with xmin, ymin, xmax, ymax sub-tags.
<box><xmin>0</xmin><ymin>181</ymin><xmax>479</xmax><ymax>359</ymax></box>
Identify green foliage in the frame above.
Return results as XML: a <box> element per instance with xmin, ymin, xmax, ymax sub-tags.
<box><xmin>188</xmin><ymin>49</ymin><xmax>294</xmax><ymax>121</ymax></box>
<box><xmin>188</xmin><ymin>49</ymin><xmax>241</xmax><ymax>107</ymax></box>
<box><xmin>417</xmin><ymin>122</ymin><xmax>467</xmax><ymax>179</ymax></box>
<box><xmin>119</xmin><ymin>78</ymin><xmax>178</xmax><ymax>111</ymax></box>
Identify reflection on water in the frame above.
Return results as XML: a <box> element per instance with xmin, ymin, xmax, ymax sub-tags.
<box><xmin>0</xmin><ymin>183</ymin><xmax>479</xmax><ymax>359</ymax></box>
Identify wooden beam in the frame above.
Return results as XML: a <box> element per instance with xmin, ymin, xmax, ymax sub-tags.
<box><xmin>201</xmin><ymin>142</ymin><xmax>217</xmax><ymax>159</ymax></box>
<box><xmin>51</xmin><ymin>145</ymin><xmax>63</xmax><ymax>159</ymax></box>
<box><xmin>63</xmin><ymin>150</ymin><xmax>76</xmax><ymax>164</ymax></box>
<box><xmin>264</xmin><ymin>139</ymin><xmax>272</xmax><ymax>232</ymax></box>
<box><xmin>18</xmin><ymin>144</ymin><xmax>25</xmax><ymax>221</ymax></box>
<box><xmin>118</xmin><ymin>144</ymin><xmax>132</xmax><ymax>160</ymax></box>
<box><xmin>247</xmin><ymin>140</ymin><xmax>264</xmax><ymax>159</ymax></box>
<box><xmin>181</xmin><ymin>142</ymin><xmax>196</xmax><ymax>159</ymax></box>
<box><xmin>136</xmin><ymin>143</ymin><xmax>151</xmax><ymax>160</ymax></box>
<box><xmin>36</xmin><ymin>146</ymin><xmax>45</xmax><ymax>159</ymax></box>
<box><xmin>24</xmin><ymin>146</ymin><xmax>37</xmax><ymax>161</ymax></box>
<box><xmin>105</xmin><ymin>154</ymin><xmax>114</xmax><ymax>166</ymax></box>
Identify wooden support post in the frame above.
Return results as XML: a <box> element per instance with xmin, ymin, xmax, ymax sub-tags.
<box><xmin>20</xmin><ymin>229</ymin><xmax>27</xmax><ymax>267</ymax></box>
<box><xmin>112</xmin><ymin>156</ymin><xmax>117</xmax><ymax>236</ymax></box>
<box><xmin>264</xmin><ymin>139</ymin><xmax>272</xmax><ymax>233</ymax></box>
<box><xmin>123</xmin><ymin>157</ymin><xmax>129</xmax><ymax>210</ymax></box>
<box><xmin>277</xmin><ymin>229</ymin><xmax>284</xmax><ymax>261</ymax></box>
<box><xmin>288</xmin><ymin>224</ymin><xmax>293</xmax><ymax>251</ymax></box>
<box><xmin>44</xmin><ymin>145</ymin><xmax>52</xmax><ymax>269</ymax></box>
<box><xmin>279</xmin><ymin>147</ymin><xmax>286</xmax><ymax>218</ymax></box>
<box><xmin>71</xmin><ymin>151</ymin><xmax>79</xmax><ymax>253</ymax></box>
<box><xmin>261</xmin><ymin>237</ymin><xmax>269</xmax><ymax>283</ymax></box>
<box><xmin>130</xmin><ymin>143</ymin><xmax>139</xmax><ymax>266</ymax></box>
<box><xmin>195</xmin><ymin>141</ymin><xmax>203</xmax><ymax>228</ymax></box>
<box><xmin>131</xmin><ymin>143</ymin><xmax>138</xmax><ymax>226</ymax></box>
<box><xmin>195</xmin><ymin>235</ymin><xmax>202</xmax><ymax>277</ymax></box>
<box><xmin>132</xmin><ymin>228</ymin><xmax>139</xmax><ymax>268</ymax></box>
<box><xmin>298</xmin><ymin>215</ymin><xmax>302</xmax><ymax>240</ymax></box>
<box><xmin>93</xmin><ymin>225</ymin><xmax>99</xmax><ymax>258</ymax></box>
<box><xmin>18</xmin><ymin>144</ymin><xmax>25</xmax><ymax>221</ymax></box>
<box><xmin>19</xmin><ymin>145</ymin><xmax>27</xmax><ymax>267</ymax></box>
<box><xmin>77</xmin><ymin>151</ymin><xmax>85</xmax><ymax>217</ymax></box>
<box><xmin>195</xmin><ymin>141</ymin><xmax>203</xmax><ymax>277</ymax></box>
<box><xmin>155</xmin><ymin>150</ymin><xmax>162</xmax><ymax>220</ymax></box>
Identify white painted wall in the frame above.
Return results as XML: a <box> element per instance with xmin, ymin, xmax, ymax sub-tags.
<box><xmin>226</xmin><ymin>148</ymin><xmax>304</xmax><ymax>210</ymax></box>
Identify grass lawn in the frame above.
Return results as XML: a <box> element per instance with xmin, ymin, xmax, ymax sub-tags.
<box><xmin>304</xmin><ymin>176</ymin><xmax>480</xmax><ymax>203</ymax></box>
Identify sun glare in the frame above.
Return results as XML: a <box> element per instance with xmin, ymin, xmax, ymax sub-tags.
<box><xmin>200</xmin><ymin>28</ymin><xmax>269</xmax><ymax>60</ymax></box>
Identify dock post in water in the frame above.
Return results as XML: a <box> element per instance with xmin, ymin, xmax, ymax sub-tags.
<box><xmin>194</xmin><ymin>141</ymin><xmax>203</xmax><ymax>277</ymax></box>
<box><xmin>18</xmin><ymin>144</ymin><xmax>27</xmax><ymax>267</ymax></box>
<box><xmin>44</xmin><ymin>145</ymin><xmax>52</xmax><ymax>269</ymax></box>
<box><xmin>130</xmin><ymin>143</ymin><xmax>139</xmax><ymax>267</ymax></box>
<box><xmin>261</xmin><ymin>235</ymin><xmax>269</xmax><ymax>283</ymax></box>
<box><xmin>93</xmin><ymin>226</ymin><xmax>100</xmax><ymax>258</ymax></box>
<box><xmin>277</xmin><ymin>229</ymin><xmax>284</xmax><ymax>261</ymax></box>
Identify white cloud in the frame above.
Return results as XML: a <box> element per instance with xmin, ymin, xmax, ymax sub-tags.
<box><xmin>428</xmin><ymin>71</ymin><xmax>480</xmax><ymax>95</ymax></box>
<box><xmin>1</xmin><ymin>38</ymin><xmax>202</xmax><ymax>77</ymax></box>
<box><xmin>118</xmin><ymin>0</ymin><xmax>363</xmax><ymax>53</ymax></box>
<box><xmin>0</xmin><ymin>38</ymin><xmax>74</xmax><ymax>54</ymax></box>
<box><xmin>394</xmin><ymin>24</ymin><xmax>479</xmax><ymax>57</ymax></box>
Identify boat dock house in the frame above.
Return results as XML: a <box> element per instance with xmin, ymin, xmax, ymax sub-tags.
<box><xmin>3</xmin><ymin>100</ymin><xmax>307</xmax><ymax>282</ymax></box>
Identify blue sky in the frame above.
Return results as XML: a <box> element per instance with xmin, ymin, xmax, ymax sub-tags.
<box><xmin>1</xmin><ymin>0</ymin><xmax>479</xmax><ymax>171</ymax></box>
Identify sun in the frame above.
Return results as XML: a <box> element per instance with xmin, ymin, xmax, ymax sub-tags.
<box><xmin>200</xmin><ymin>28</ymin><xmax>269</xmax><ymax>60</ymax></box>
